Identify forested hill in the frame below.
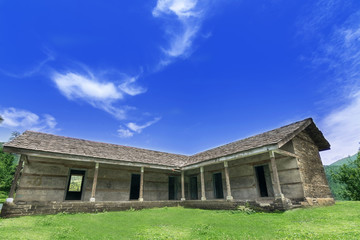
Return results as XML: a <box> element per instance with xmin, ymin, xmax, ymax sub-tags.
<box><xmin>324</xmin><ymin>153</ymin><xmax>358</xmax><ymax>200</ymax></box>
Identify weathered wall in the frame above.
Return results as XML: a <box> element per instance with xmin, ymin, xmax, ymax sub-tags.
<box><xmin>276</xmin><ymin>156</ymin><xmax>304</xmax><ymax>199</ymax></box>
<box><xmin>15</xmin><ymin>156</ymin><xmax>93</xmax><ymax>202</ymax></box>
<box><xmin>84</xmin><ymin>164</ymin><xmax>131</xmax><ymax>201</ymax></box>
<box><xmin>15</xmin><ymin>157</ymin><xmax>175</xmax><ymax>203</ymax></box>
<box><xmin>292</xmin><ymin>131</ymin><xmax>332</xmax><ymax>198</ymax></box>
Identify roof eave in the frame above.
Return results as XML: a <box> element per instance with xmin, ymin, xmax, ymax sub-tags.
<box><xmin>4</xmin><ymin>146</ymin><xmax>180</xmax><ymax>171</ymax></box>
<box><xmin>181</xmin><ymin>144</ymin><xmax>279</xmax><ymax>170</ymax></box>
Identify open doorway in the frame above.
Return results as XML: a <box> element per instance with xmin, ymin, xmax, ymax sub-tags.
<box><xmin>129</xmin><ymin>174</ymin><xmax>140</xmax><ymax>200</ymax></box>
<box><xmin>213</xmin><ymin>172</ymin><xmax>224</xmax><ymax>199</ymax></box>
<box><xmin>65</xmin><ymin>170</ymin><xmax>85</xmax><ymax>200</ymax></box>
<box><xmin>168</xmin><ymin>176</ymin><xmax>179</xmax><ymax>200</ymax></box>
<box><xmin>189</xmin><ymin>176</ymin><xmax>198</xmax><ymax>200</ymax></box>
<box><xmin>255</xmin><ymin>165</ymin><xmax>274</xmax><ymax>197</ymax></box>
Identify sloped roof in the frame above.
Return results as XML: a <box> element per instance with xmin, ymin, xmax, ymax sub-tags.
<box><xmin>4</xmin><ymin>131</ymin><xmax>189</xmax><ymax>167</ymax></box>
<box><xmin>3</xmin><ymin>118</ymin><xmax>330</xmax><ymax>168</ymax></box>
<box><xmin>187</xmin><ymin>118</ymin><xmax>330</xmax><ymax>165</ymax></box>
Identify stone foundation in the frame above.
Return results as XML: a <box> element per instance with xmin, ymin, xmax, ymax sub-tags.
<box><xmin>1</xmin><ymin>197</ymin><xmax>334</xmax><ymax>218</ymax></box>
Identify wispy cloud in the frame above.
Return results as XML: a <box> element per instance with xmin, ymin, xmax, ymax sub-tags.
<box><xmin>153</xmin><ymin>0</ymin><xmax>210</xmax><ymax>66</ymax></box>
<box><xmin>51</xmin><ymin>70</ymin><xmax>146</xmax><ymax>120</ymax></box>
<box><xmin>320</xmin><ymin>91</ymin><xmax>360</xmax><ymax>164</ymax></box>
<box><xmin>118</xmin><ymin>117</ymin><xmax>161</xmax><ymax>137</ymax></box>
<box><xmin>0</xmin><ymin>107</ymin><xmax>58</xmax><ymax>132</ymax></box>
<box><xmin>0</xmin><ymin>49</ymin><xmax>55</xmax><ymax>78</ymax></box>
<box><xmin>303</xmin><ymin>4</ymin><xmax>360</xmax><ymax>163</ymax></box>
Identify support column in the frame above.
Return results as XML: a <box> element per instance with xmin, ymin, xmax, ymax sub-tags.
<box><xmin>269</xmin><ymin>151</ymin><xmax>284</xmax><ymax>199</ymax></box>
<box><xmin>90</xmin><ymin>162</ymin><xmax>99</xmax><ymax>202</ymax></box>
<box><xmin>224</xmin><ymin>161</ymin><xmax>233</xmax><ymax>201</ymax></box>
<box><xmin>139</xmin><ymin>167</ymin><xmax>144</xmax><ymax>202</ymax></box>
<box><xmin>7</xmin><ymin>155</ymin><xmax>25</xmax><ymax>203</ymax></box>
<box><xmin>200</xmin><ymin>166</ymin><xmax>206</xmax><ymax>201</ymax></box>
<box><xmin>181</xmin><ymin>171</ymin><xmax>186</xmax><ymax>201</ymax></box>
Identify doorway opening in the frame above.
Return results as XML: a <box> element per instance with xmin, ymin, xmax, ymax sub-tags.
<box><xmin>213</xmin><ymin>172</ymin><xmax>224</xmax><ymax>199</ymax></box>
<box><xmin>189</xmin><ymin>176</ymin><xmax>198</xmax><ymax>200</ymax></box>
<box><xmin>168</xmin><ymin>176</ymin><xmax>179</xmax><ymax>200</ymax></box>
<box><xmin>65</xmin><ymin>170</ymin><xmax>85</xmax><ymax>200</ymax></box>
<box><xmin>255</xmin><ymin>165</ymin><xmax>274</xmax><ymax>197</ymax></box>
<box><xmin>129</xmin><ymin>174</ymin><xmax>140</xmax><ymax>200</ymax></box>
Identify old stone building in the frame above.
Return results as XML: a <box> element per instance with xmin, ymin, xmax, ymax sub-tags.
<box><xmin>1</xmin><ymin>118</ymin><xmax>334</xmax><ymax>217</ymax></box>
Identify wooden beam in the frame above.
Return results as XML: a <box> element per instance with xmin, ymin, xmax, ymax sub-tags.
<box><xmin>7</xmin><ymin>155</ymin><xmax>25</xmax><ymax>202</ymax></box>
<box><xmin>272</xmin><ymin>149</ymin><xmax>299</xmax><ymax>158</ymax></box>
<box><xmin>269</xmin><ymin>151</ymin><xmax>284</xmax><ymax>199</ymax></box>
<box><xmin>200</xmin><ymin>167</ymin><xmax>206</xmax><ymax>201</ymax></box>
<box><xmin>181</xmin><ymin>171</ymin><xmax>185</xmax><ymax>201</ymax></box>
<box><xmin>224</xmin><ymin>161</ymin><xmax>233</xmax><ymax>201</ymax></box>
<box><xmin>139</xmin><ymin>167</ymin><xmax>144</xmax><ymax>201</ymax></box>
<box><xmin>90</xmin><ymin>162</ymin><xmax>99</xmax><ymax>202</ymax></box>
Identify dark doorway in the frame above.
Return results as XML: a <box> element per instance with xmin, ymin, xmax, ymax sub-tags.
<box><xmin>255</xmin><ymin>165</ymin><xmax>271</xmax><ymax>197</ymax></box>
<box><xmin>168</xmin><ymin>176</ymin><xmax>178</xmax><ymax>200</ymax></box>
<box><xmin>65</xmin><ymin>170</ymin><xmax>85</xmax><ymax>200</ymax></box>
<box><xmin>213</xmin><ymin>173</ymin><xmax>224</xmax><ymax>199</ymax></box>
<box><xmin>129</xmin><ymin>174</ymin><xmax>140</xmax><ymax>200</ymax></box>
<box><xmin>189</xmin><ymin>176</ymin><xmax>198</xmax><ymax>200</ymax></box>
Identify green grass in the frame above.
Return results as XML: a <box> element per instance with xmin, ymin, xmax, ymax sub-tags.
<box><xmin>0</xmin><ymin>202</ymin><xmax>360</xmax><ymax>239</ymax></box>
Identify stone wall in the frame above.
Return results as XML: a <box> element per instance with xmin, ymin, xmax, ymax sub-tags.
<box><xmin>15</xmin><ymin>156</ymin><xmax>93</xmax><ymax>202</ymax></box>
<box><xmin>15</xmin><ymin>157</ymin><xmax>174</xmax><ymax>203</ymax></box>
<box><xmin>292</xmin><ymin>131</ymin><xmax>332</xmax><ymax>198</ymax></box>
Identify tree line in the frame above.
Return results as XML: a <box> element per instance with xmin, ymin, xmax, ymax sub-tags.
<box><xmin>330</xmin><ymin>151</ymin><xmax>360</xmax><ymax>200</ymax></box>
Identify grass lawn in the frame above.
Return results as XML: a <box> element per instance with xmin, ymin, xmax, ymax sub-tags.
<box><xmin>0</xmin><ymin>201</ymin><xmax>359</xmax><ymax>239</ymax></box>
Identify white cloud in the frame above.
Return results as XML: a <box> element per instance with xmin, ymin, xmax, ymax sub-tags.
<box><xmin>119</xmin><ymin>77</ymin><xmax>146</xmax><ymax>96</ymax></box>
<box><xmin>118</xmin><ymin>117</ymin><xmax>161</xmax><ymax>138</ymax></box>
<box><xmin>52</xmin><ymin>71</ymin><xmax>146</xmax><ymax>120</ymax></box>
<box><xmin>153</xmin><ymin>0</ymin><xmax>208</xmax><ymax>62</ymax></box>
<box><xmin>308</xmin><ymin>8</ymin><xmax>360</xmax><ymax>164</ymax></box>
<box><xmin>117</xmin><ymin>128</ymin><xmax>135</xmax><ymax>138</ymax></box>
<box><xmin>0</xmin><ymin>107</ymin><xmax>58</xmax><ymax>132</ymax></box>
<box><xmin>320</xmin><ymin>91</ymin><xmax>360</xmax><ymax>164</ymax></box>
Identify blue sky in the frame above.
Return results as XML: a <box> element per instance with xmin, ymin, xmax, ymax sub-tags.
<box><xmin>1</xmin><ymin>0</ymin><xmax>360</xmax><ymax>164</ymax></box>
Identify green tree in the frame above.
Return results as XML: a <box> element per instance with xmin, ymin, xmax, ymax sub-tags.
<box><xmin>9</xmin><ymin>131</ymin><xmax>21</xmax><ymax>141</ymax></box>
<box><xmin>0</xmin><ymin>145</ymin><xmax>16</xmax><ymax>192</ymax></box>
<box><xmin>331</xmin><ymin>151</ymin><xmax>360</xmax><ymax>200</ymax></box>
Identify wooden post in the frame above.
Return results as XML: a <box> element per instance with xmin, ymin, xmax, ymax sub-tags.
<box><xmin>224</xmin><ymin>161</ymin><xmax>233</xmax><ymax>201</ymax></box>
<box><xmin>7</xmin><ymin>155</ymin><xmax>25</xmax><ymax>203</ymax></box>
<box><xmin>139</xmin><ymin>167</ymin><xmax>144</xmax><ymax>201</ymax></box>
<box><xmin>181</xmin><ymin>171</ymin><xmax>185</xmax><ymax>201</ymax></box>
<box><xmin>90</xmin><ymin>162</ymin><xmax>99</xmax><ymax>202</ymax></box>
<box><xmin>269</xmin><ymin>151</ymin><xmax>284</xmax><ymax>199</ymax></box>
<box><xmin>200</xmin><ymin>166</ymin><xmax>206</xmax><ymax>201</ymax></box>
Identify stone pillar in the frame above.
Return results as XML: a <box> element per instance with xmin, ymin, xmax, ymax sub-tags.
<box><xmin>224</xmin><ymin>161</ymin><xmax>233</xmax><ymax>201</ymax></box>
<box><xmin>139</xmin><ymin>167</ymin><xmax>144</xmax><ymax>202</ymax></box>
<box><xmin>181</xmin><ymin>171</ymin><xmax>186</xmax><ymax>201</ymax></box>
<box><xmin>269</xmin><ymin>151</ymin><xmax>284</xmax><ymax>199</ymax></box>
<box><xmin>200</xmin><ymin>166</ymin><xmax>206</xmax><ymax>201</ymax></box>
<box><xmin>7</xmin><ymin>155</ymin><xmax>25</xmax><ymax>203</ymax></box>
<box><xmin>90</xmin><ymin>162</ymin><xmax>99</xmax><ymax>202</ymax></box>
